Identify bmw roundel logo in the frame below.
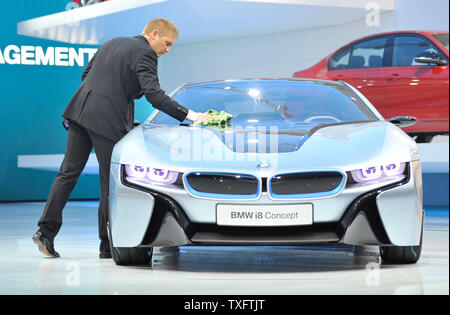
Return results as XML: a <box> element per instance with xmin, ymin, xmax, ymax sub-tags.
<box><xmin>258</xmin><ymin>161</ymin><xmax>271</xmax><ymax>169</ymax></box>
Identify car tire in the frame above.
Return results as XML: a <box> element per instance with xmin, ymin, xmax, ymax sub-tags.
<box><xmin>379</xmin><ymin>218</ymin><xmax>424</xmax><ymax>264</ymax></box>
<box><xmin>107</xmin><ymin>222</ymin><xmax>153</xmax><ymax>266</ymax></box>
<box><xmin>414</xmin><ymin>134</ymin><xmax>434</xmax><ymax>143</ymax></box>
<box><xmin>111</xmin><ymin>246</ymin><xmax>153</xmax><ymax>266</ymax></box>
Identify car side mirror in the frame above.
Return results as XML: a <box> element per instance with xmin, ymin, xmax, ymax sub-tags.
<box><xmin>414</xmin><ymin>51</ymin><xmax>448</xmax><ymax>65</ymax></box>
<box><xmin>389</xmin><ymin>116</ymin><xmax>417</xmax><ymax>128</ymax></box>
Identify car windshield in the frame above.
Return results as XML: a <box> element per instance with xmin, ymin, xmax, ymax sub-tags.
<box><xmin>150</xmin><ymin>80</ymin><xmax>378</xmax><ymax>125</ymax></box>
<box><xmin>433</xmin><ymin>34</ymin><xmax>449</xmax><ymax>51</ymax></box>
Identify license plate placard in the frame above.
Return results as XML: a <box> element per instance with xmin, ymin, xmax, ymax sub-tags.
<box><xmin>216</xmin><ymin>203</ymin><xmax>313</xmax><ymax>227</ymax></box>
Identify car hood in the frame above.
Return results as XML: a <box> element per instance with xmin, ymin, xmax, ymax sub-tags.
<box><xmin>111</xmin><ymin>121</ymin><xmax>419</xmax><ymax>175</ymax></box>
<box><xmin>198</xmin><ymin>120</ymin><xmax>315</xmax><ymax>154</ymax></box>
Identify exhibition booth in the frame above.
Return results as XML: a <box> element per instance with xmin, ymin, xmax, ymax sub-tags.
<box><xmin>0</xmin><ymin>0</ymin><xmax>448</xmax><ymax>296</ymax></box>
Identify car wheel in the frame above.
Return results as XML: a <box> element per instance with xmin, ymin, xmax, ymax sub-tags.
<box><xmin>111</xmin><ymin>246</ymin><xmax>153</xmax><ymax>266</ymax></box>
<box><xmin>379</xmin><ymin>219</ymin><xmax>424</xmax><ymax>264</ymax></box>
<box><xmin>107</xmin><ymin>222</ymin><xmax>153</xmax><ymax>266</ymax></box>
<box><xmin>414</xmin><ymin>134</ymin><xmax>434</xmax><ymax>143</ymax></box>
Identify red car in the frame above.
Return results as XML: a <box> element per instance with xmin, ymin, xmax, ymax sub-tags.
<box><xmin>293</xmin><ymin>31</ymin><xmax>449</xmax><ymax>142</ymax></box>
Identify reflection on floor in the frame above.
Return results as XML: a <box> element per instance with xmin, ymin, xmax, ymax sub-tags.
<box><xmin>0</xmin><ymin>201</ymin><xmax>448</xmax><ymax>295</ymax></box>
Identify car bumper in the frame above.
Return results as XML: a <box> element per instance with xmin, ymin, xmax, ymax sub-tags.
<box><xmin>108</xmin><ymin>161</ymin><xmax>423</xmax><ymax>248</ymax></box>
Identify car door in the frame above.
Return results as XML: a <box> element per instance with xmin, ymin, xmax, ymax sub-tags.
<box><xmin>383</xmin><ymin>34</ymin><xmax>449</xmax><ymax>133</ymax></box>
<box><xmin>327</xmin><ymin>35</ymin><xmax>391</xmax><ymax>111</ymax></box>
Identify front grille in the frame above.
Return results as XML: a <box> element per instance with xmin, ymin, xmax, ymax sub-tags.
<box><xmin>269</xmin><ymin>171</ymin><xmax>345</xmax><ymax>199</ymax></box>
<box><xmin>184</xmin><ymin>172</ymin><xmax>260</xmax><ymax>199</ymax></box>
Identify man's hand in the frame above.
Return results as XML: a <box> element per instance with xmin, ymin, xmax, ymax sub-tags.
<box><xmin>186</xmin><ymin>110</ymin><xmax>215</xmax><ymax>122</ymax></box>
<box><xmin>195</xmin><ymin>113</ymin><xmax>215</xmax><ymax>122</ymax></box>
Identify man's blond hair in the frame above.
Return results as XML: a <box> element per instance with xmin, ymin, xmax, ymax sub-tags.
<box><xmin>142</xmin><ymin>18</ymin><xmax>179</xmax><ymax>38</ymax></box>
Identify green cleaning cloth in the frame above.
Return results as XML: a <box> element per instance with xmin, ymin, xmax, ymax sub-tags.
<box><xmin>193</xmin><ymin>109</ymin><xmax>233</xmax><ymax>130</ymax></box>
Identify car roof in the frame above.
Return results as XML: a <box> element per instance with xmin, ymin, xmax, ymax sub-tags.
<box><xmin>341</xmin><ymin>30</ymin><xmax>448</xmax><ymax>46</ymax></box>
<box><xmin>368</xmin><ymin>30</ymin><xmax>447</xmax><ymax>36</ymax></box>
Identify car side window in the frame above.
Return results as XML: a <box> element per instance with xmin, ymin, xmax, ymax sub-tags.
<box><xmin>349</xmin><ymin>37</ymin><xmax>388</xmax><ymax>69</ymax></box>
<box><xmin>393</xmin><ymin>35</ymin><xmax>444</xmax><ymax>66</ymax></box>
<box><xmin>328</xmin><ymin>47</ymin><xmax>351</xmax><ymax>70</ymax></box>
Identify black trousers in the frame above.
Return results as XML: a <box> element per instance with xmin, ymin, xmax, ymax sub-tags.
<box><xmin>37</xmin><ymin>120</ymin><xmax>116</xmax><ymax>252</ymax></box>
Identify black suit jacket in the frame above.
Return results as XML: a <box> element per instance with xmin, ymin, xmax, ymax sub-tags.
<box><xmin>62</xmin><ymin>35</ymin><xmax>188</xmax><ymax>142</ymax></box>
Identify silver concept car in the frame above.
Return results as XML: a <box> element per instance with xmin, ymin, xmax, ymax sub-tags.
<box><xmin>108</xmin><ymin>79</ymin><xmax>424</xmax><ymax>266</ymax></box>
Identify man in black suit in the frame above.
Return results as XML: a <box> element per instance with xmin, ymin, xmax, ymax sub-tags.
<box><xmin>32</xmin><ymin>18</ymin><xmax>213</xmax><ymax>258</ymax></box>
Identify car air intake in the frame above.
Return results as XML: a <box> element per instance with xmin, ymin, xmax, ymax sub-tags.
<box><xmin>268</xmin><ymin>171</ymin><xmax>346</xmax><ymax>199</ymax></box>
<box><xmin>184</xmin><ymin>172</ymin><xmax>260</xmax><ymax>199</ymax></box>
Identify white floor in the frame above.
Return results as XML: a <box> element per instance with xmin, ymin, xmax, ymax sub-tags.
<box><xmin>0</xmin><ymin>201</ymin><xmax>448</xmax><ymax>295</ymax></box>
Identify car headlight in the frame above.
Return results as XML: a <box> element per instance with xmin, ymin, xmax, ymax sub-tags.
<box><xmin>350</xmin><ymin>162</ymin><xmax>406</xmax><ymax>183</ymax></box>
<box><xmin>124</xmin><ymin>164</ymin><xmax>179</xmax><ymax>185</ymax></box>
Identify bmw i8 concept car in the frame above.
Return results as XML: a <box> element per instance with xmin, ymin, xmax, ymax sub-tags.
<box><xmin>108</xmin><ymin>78</ymin><xmax>424</xmax><ymax>266</ymax></box>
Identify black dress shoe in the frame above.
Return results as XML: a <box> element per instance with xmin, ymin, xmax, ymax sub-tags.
<box><xmin>32</xmin><ymin>231</ymin><xmax>60</xmax><ymax>258</ymax></box>
<box><xmin>99</xmin><ymin>251</ymin><xmax>112</xmax><ymax>259</ymax></box>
